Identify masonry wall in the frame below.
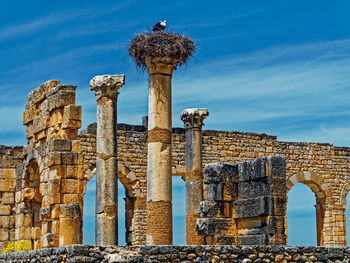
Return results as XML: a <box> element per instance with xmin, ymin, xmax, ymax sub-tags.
<box><xmin>0</xmin><ymin>244</ymin><xmax>350</xmax><ymax>262</ymax></box>
<box><xmin>80</xmin><ymin>123</ymin><xmax>350</xmax><ymax>246</ymax></box>
<box><xmin>0</xmin><ymin>146</ymin><xmax>24</xmax><ymax>252</ymax></box>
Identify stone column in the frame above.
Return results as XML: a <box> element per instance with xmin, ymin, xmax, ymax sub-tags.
<box><xmin>145</xmin><ymin>57</ymin><xmax>179</xmax><ymax>245</ymax></box>
<box><xmin>181</xmin><ymin>108</ymin><xmax>209</xmax><ymax>245</ymax></box>
<box><xmin>90</xmin><ymin>74</ymin><xmax>125</xmax><ymax>246</ymax></box>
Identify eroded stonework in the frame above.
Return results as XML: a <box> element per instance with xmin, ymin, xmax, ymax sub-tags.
<box><xmin>0</xmin><ymin>79</ymin><xmax>350</xmax><ymax>250</ymax></box>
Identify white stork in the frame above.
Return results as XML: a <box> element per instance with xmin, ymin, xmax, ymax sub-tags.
<box><xmin>152</xmin><ymin>20</ymin><xmax>167</xmax><ymax>32</ymax></box>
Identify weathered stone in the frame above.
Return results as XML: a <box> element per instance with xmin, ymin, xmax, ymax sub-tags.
<box><xmin>238</xmin><ymin>157</ymin><xmax>266</xmax><ymax>182</ymax></box>
<box><xmin>198</xmin><ymin>201</ymin><xmax>218</xmax><ymax>218</ymax></box>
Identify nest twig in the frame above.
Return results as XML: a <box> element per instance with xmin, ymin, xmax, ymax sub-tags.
<box><xmin>127</xmin><ymin>31</ymin><xmax>196</xmax><ymax>70</ymax></box>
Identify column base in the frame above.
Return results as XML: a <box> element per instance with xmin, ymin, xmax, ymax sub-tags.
<box><xmin>146</xmin><ymin>201</ymin><xmax>172</xmax><ymax>245</ymax></box>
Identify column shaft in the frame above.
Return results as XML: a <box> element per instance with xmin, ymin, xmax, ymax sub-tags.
<box><xmin>90</xmin><ymin>74</ymin><xmax>125</xmax><ymax>246</ymax></box>
<box><xmin>146</xmin><ymin>57</ymin><xmax>176</xmax><ymax>245</ymax></box>
<box><xmin>95</xmin><ymin>97</ymin><xmax>118</xmax><ymax>245</ymax></box>
<box><xmin>185</xmin><ymin>128</ymin><xmax>204</xmax><ymax>245</ymax></box>
<box><xmin>181</xmin><ymin>108</ymin><xmax>208</xmax><ymax>245</ymax></box>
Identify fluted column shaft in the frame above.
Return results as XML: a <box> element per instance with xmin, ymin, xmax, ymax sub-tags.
<box><xmin>146</xmin><ymin>57</ymin><xmax>179</xmax><ymax>245</ymax></box>
<box><xmin>90</xmin><ymin>74</ymin><xmax>125</xmax><ymax>246</ymax></box>
<box><xmin>181</xmin><ymin>108</ymin><xmax>209</xmax><ymax>245</ymax></box>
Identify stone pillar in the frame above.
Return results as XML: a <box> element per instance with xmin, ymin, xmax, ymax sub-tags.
<box><xmin>90</xmin><ymin>74</ymin><xmax>125</xmax><ymax>246</ymax></box>
<box><xmin>181</xmin><ymin>108</ymin><xmax>208</xmax><ymax>245</ymax></box>
<box><xmin>145</xmin><ymin>57</ymin><xmax>179</xmax><ymax>245</ymax></box>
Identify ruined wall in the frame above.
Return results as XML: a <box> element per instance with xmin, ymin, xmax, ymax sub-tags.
<box><xmin>0</xmin><ymin>146</ymin><xmax>24</xmax><ymax>251</ymax></box>
<box><xmin>13</xmin><ymin>80</ymin><xmax>85</xmax><ymax>249</ymax></box>
<box><xmin>80</xmin><ymin>123</ymin><xmax>350</xmax><ymax>246</ymax></box>
<box><xmin>196</xmin><ymin>157</ymin><xmax>286</xmax><ymax>246</ymax></box>
<box><xmin>0</xmin><ymin>244</ymin><xmax>350</xmax><ymax>263</ymax></box>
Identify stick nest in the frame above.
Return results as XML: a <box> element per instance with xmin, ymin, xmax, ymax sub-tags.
<box><xmin>127</xmin><ymin>31</ymin><xmax>196</xmax><ymax>70</ymax></box>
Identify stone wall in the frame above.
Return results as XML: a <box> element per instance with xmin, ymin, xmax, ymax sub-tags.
<box><xmin>1</xmin><ymin>244</ymin><xmax>350</xmax><ymax>262</ymax></box>
<box><xmin>80</xmin><ymin>122</ymin><xmax>350</xmax><ymax>246</ymax></box>
<box><xmin>0</xmin><ymin>80</ymin><xmax>87</xmax><ymax>250</ymax></box>
<box><xmin>0</xmin><ymin>146</ymin><xmax>24</xmax><ymax>252</ymax></box>
<box><xmin>196</xmin><ymin>157</ymin><xmax>286</xmax><ymax>246</ymax></box>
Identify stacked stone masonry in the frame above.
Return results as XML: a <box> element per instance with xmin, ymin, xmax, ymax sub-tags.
<box><xmin>196</xmin><ymin>157</ymin><xmax>286</xmax><ymax>246</ymax></box>
<box><xmin>1</xmin><ymin>244</ymin><xmax>350</xmax><ymax>262</ymax></box>
<box><xmin>78</xmin><ymin>122</ymin><xmax>350</xmax><ymax>247</ymax></box>
<box><xmin>1</xmin><ymin>79</ymin><xmax>350</xmax><ymax>249</ymax></box>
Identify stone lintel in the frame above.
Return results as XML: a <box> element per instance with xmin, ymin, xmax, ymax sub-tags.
<box><xmin>145</xmin><ymin>56</ymin><xmax>180</xmax><ymax>75</ymax></box>
<box><xmin>181</xmin><ymin>108</ymin><xmax>209</xmax><ymax>129</ymax></box>
<box><xmin>90</xmin><ymin>74</ymin><xmax>125</xmax><ymax>101</ymax></box>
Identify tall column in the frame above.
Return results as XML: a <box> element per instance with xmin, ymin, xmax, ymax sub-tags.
<box><xmin>90</xmin><ymin>74</ymin><xmax>125</xmax><ymax>246</ymax></box>
<box><xmin>181</xmin><ymin>108</ymin><xmax>209</xmax><ymax>245</ymax></box>
<box><xmin>146</xmin><ymin>57</ymin><xmax>179</xmax><ymax>245</ymax></box>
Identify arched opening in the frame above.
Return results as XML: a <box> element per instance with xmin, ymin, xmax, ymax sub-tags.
<box><xmin>24</xmin><ymin>159</ymin><xmax>42</xmax><ymax>249</ymax></box>
<box><xmin>340</xmin><ymin>181</ymin><xmax>350</xmax><ymax>245</ymax></box>
<box><xmin>287</xmin><ymin>183</ymin><xmax>317</xmax><ymax>246</ymax></box>
<box><xmin>286</xmin><ymin>171</ymin><xmax>327</xmax><ymax>246</ymax></box>
<box><xmin>347</xmin><ymin>194</ymin><xmax>350</xmax><ymax>245</ymax></box>
<box><xmin>83</xmin><ymin>164</ymin><xmax>138</xmax><ymax>245</ymax></box>
<box><xmin>172</xmin><ymin>176</ymin><xmax>186</xmax><ymax>244</ymax></box>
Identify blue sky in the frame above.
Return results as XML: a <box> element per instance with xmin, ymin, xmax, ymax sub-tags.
<box><xmin>1</xmin><ymin>0</ymin><xmax>350</xmax><ymax>245</ymax></box>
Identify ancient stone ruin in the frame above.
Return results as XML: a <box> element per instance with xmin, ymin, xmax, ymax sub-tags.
<box><xmin>1</xmin><ymin>32</ymin><xmax>350</xmax><ymax>262</ymax></box>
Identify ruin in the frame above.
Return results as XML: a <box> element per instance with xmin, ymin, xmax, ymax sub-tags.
<box><xmin>1</xmin><ymin>31</ymin><xmax>350</xmax><ymax>262</ymax></box>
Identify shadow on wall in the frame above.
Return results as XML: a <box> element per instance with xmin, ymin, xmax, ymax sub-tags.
<box><xmin>287</xmin><ymin>183</ymin><xmax>317</xmax><ymax>246</ymax></box>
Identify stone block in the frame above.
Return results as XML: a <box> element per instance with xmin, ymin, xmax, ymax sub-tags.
<box><xmin>204</xmin><ymin>162</ymin><xmax>238</xmax><ymax>184</ymax></box>
<box><xmin>1</xmin><ymin>192</ymin><xmax>15</xmax><ymax>204</ymax></box>
<box><xmin>206</xmin><ymin>183</ymin><xmax>223</xmax><ymax>201</ymax></box>
<box><xmin>269</xmin><ymin>177</ymin><xmax>286</xmax><ymax>197</ymax></box>
<box><xmin>237</xmin><ymin>217</ymin><xmax>264</xmax><ymax>230</ymax></box>
<box><xmin>63</xmin><ymin>194</ymin><xmax>80</xmax><ymax>204</ymax></box>
<box><xmin>238</xmin><ymin>180</ymin><xmax>270</xmax><ymax>199</ymax></box>
<box><xmin>267</xmin><ymin>156</ymin><xmax>286</xmax><ymax>179</ymax></box>
<box><xmin>71</xmin><ymin>140</ymin><xmax>81</xmax><ymax>152</ymax></box>
<box><xmin>48</xmin><ymin>90</ymin><xmax>75</xmax><ymax>111</ymax></box>
<box><xmin>59</xmin><ymin>204</ymin><xmax>80</xmax><ymax>219</ymax></box>
<box><xmin>63</xmin><ymin>105</ymin><xmax>81</xmax><ymax>121</ymax></box>
<box><xmin>266</xmin><ymin>216</ymin><xmax>285</xmax><ymax>235</ymax></box>
<box><xmin>196</xmin><ymin>218</ymin><xmax>236</xmax><ymax>236</ymax></box>
<box><xmin>0</xmin><ymin>205</ymin><xmax>11</xmax><ymax>215</ymax></box>
<box><xmin>61</xmin><ymin>153</ymin><xmax>75</xmax><ymax>165</ymax></box>
<box><xmin>59</xmin><ymin>218</ymin><xmax>81</xmax><ymax>246</ymax></box>
<box><xmin>214</xmin><ymin>235</ymin><xmax>236</xmax><ymax>245</ymax></box>
<box><xmin>236</xmin><ymin>234</ymin><xmax>267</xmax><ymax>245</ymax></box>
<box><xmin>198</xmin><ymin>201</ymin><xmax>219</xmax><ymax>218</ymax></box>
<box><xmin>238</xmin><ymin>157</ymin><xmax>266</xmax><ymax>182</ymax></box>
<box><xmin>49</xmin><ymin>139</ymin><xmax>72</xmax><ymax>152</ymax></box>
<box><xmin>0</xmin><ymin>179</ymin><xmax>16</xmax><ymax>192</ymax></box>
<box><xmin>0</xmin><ymin>229</ymin><xmax>9</xmax><ymax>241</ymax></box>
<box><xmin>233</xmin><ymin>196</ymin><xmax>270</xmax><ymax>218</ymax></box>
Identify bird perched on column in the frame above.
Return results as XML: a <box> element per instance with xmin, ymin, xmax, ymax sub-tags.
<box><xmin>152</xmin><ymin>20</ymin><xmax>167</xmax><ymax>32</ymax></box>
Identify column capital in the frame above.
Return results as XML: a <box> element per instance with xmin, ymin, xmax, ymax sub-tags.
<box><xmin>90</xmin><ymin>74</ymin><xmax>125</xmax><ymax>101</ymax></box>
<box><xmin>181</xmin><ymin>108</ymin><xmax>209</xmax><ymax>129</ymax></box>
<box><xmin>146</xmin><ymin>56</ymin><xmax>180</xmax><ymax>75</ymax></box>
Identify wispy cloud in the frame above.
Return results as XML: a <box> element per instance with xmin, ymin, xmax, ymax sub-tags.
<box><xmin>170</xmin><ymin>39</ymin><xmax>350</xmax><ymax>147</ymax></box>
<box><xmin>0</xmin><ymin>2</ymin><xmax>134</xmax><ymax>41</ymax></box>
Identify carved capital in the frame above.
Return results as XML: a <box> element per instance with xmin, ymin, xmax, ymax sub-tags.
<box><xmin>90</xmin><ymin>74</ymin><xmax>125</xmax><ymax>101</ymax></box>
<box><xmin>145</xmin><ymin>56</ymin><xmax>180</xmax><ymax>75</ymax></box>
<box><xmin>181</xmin><ymin>108</ymin><xmax>209</xmax><ymax>129</ymax></box>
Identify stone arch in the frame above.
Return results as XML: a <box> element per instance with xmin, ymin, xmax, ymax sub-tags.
<box><xmin>340</xmin><ymin>180</ymin><xmax>350</xmax><ymax>208</ymax></box>
<box><xmin>83</xmin><ymin>162</ymin><xmax>141</xmax><ymax>245</ymax></box>
<box><xmin>21</xmin><ymin>157</ymin><xmax>42</xmax><ymax>249</ymax></box>
<box><xmin>286</xmin><ymin>171</ymin><xmax>327</xmax><ymax>246</ymax></box>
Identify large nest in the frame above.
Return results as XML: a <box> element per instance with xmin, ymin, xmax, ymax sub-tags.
<box><xmin>127</xmin><ymin>31</ymin><xmax>196</xmax><ymax>70</ymax></box>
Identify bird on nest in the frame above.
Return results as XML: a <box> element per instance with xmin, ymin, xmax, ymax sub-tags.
<box><xmin>152</xmin><ymin>20</ymin><xmax>167</xmax><ymax>32</ymax></box>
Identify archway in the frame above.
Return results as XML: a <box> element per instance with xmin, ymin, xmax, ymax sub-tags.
<box><xmin>286</xmin><ymin>171</ymin><xmax>327</xmax><ymax>246</ymax></box>
<box><xmin>23</xmin><ymin>159</ymin><xmax>42</xmax><ymax>249</ymax></box>
<box><xmin>287</xmin><ymin>183</ymin><xmax>317</xmax><ymax>245</ymax></box>
<box><xmin>83</xmin><ymin>163</ymin><xmax>140</xmax><ymax>245</ymax></box>
<box><xmin>340</xmin><ymin>180</ymin><xmax>350</xmax><ymax>245</ymax></box>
